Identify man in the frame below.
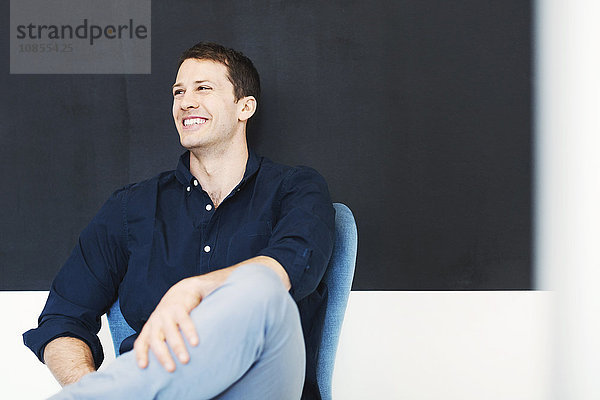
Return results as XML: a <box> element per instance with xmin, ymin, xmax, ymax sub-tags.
<box><xmin>24</xmin><ymin>42</ymin><xmax>335</xmax><ymax>399</ymax></box>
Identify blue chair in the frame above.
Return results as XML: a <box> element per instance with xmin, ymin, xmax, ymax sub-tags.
<box><xmin>316</xmin><ymin>203</ymin><xmax>358</xmax><ymax>399</ymax></box>
<box><xmin>107</xmin><ymin>202</ymin><xmax>358</xmax><ymax>400</ymax></box>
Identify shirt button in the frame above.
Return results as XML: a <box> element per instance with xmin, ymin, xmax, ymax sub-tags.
<box><xmin>204</xmin><ymin>245</ymin><xmax>211</xmax><ymax>253</ymax></box>
<box><xmin>205</xmin><ymin>204</ymin><xmax>213</xmax><ymax>211</ymax></box>
<box><xmin>186</xmin><ymin>186</ymin><xmax>191</xmax><ymax>192</ymax></box>
<box><xmin>193</xmin><ymin>180</ymin><xmax>199</xmax><ymax>186</ymax></box>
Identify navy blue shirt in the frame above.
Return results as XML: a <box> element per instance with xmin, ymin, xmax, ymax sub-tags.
<box><xmin>24</xmin><ymin>150</ymin><xmax>335</xmax><ymax>399</ymax></box>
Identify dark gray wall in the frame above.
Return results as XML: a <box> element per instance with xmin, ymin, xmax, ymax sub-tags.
<box><xmin>0</xmin><ymin>0</ymin><xmax>531</xmax><ymax>290</ymax></box>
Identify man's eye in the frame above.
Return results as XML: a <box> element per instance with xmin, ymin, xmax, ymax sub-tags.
<box><xmin>173</xmin><ymin>89</ymin><xmax>183</xmax><ymax>96</ymax></box>
<box><xmin>198</xmin><ymin>86</ymin><xmax>211</xmax><ymax>91</ymax></box>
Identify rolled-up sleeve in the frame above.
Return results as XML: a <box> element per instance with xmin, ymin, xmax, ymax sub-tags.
<box><xmin>23</xmin><ymin>188</ymin><xmax>129</xmax><ymax>369</ymax></box>
<box><xmin>259</xmin><ymin>167</ymin><xmax>335</xmax><ymax>302</ymax></box>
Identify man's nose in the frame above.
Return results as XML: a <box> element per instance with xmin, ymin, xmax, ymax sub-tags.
<box><xmin>181</xmin><ymin>93</ymin><xmax>199</xmax><ymax>109</ymax></box>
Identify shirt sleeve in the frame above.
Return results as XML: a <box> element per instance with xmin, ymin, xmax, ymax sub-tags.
<box><xmin>258</xmin><ymin>166</ymin><xmax>335</xmax><ymax>302</ymax></box>
<box><xmin>23</xmin><ymin>187</ymin><xmax>129</xmax><ymax>369</ymax></box>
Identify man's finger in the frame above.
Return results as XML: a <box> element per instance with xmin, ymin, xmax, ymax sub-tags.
<box><xmin>162</xmin><ymin>317</ymin><xmax>190</xmax><ymax>364</ymax></box>
<box><xmin>150</xmin><ymin>332</ymin><xmax>176</xmax><ymax>372</ymax></box>
<box><xmin>177</xmin><ymin>310</ymin><xmax>199</xmax><ymax>347</ymax></box>
<box><xmin>134</xmin><ymin>332</ymin><xmax>149</xmax><ymax>369</ymax></box>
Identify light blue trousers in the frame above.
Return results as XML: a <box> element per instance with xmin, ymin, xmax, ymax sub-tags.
<box><xmin>49</xmin><ymin>264</ymin><xmax>306</xmax><ymax>400</ymax></box>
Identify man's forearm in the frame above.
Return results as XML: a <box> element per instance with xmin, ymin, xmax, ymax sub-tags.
<box><xmin>189</xmin><ymin>255</ymin><xmax>290</xmax><ymax>298</ymax></box>
<box><xmin>44</xmin><ymin>336</ymin><xmax>96</xmax><ymax>386</ymax></box>
<box><xmin>236</xmin><ymin>255</ymin><xmax>291</xmax><ymax>290</ymax></box>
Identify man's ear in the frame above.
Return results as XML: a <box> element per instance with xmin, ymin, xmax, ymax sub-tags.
<box><xmin>238</xmin><ymin>96</ymin><xmax>257</xmax><ymax>122</ymax></box>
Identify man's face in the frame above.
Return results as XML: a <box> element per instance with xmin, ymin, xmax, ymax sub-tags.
<box><xmin>172</xmin><ymin>59</ymin><xmax>243</xmax><ymax>150</ymax></box>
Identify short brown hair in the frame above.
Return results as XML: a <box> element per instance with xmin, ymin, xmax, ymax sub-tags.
<box><xmin>178</xmin><ymin>42</ymin><xmax>261</xmax><ymax>102</ymax></box>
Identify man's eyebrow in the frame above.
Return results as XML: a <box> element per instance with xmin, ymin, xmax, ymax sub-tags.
<box><xmin>172</xmin><ymin>80</ymin><xmax>210</xmax><ymax>89</ymax></box>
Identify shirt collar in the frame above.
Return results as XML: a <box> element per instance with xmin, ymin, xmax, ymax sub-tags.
<box><xmin>175</xmin><ymin>149</ymin><xmax>261</xmax><ymax>189</ymax></box>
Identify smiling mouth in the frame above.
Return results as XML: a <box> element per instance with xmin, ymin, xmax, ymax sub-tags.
<box><xmin>183</xmin><ymin>117</ymin><xmax>207</xmax><ymax>126</ymax></box>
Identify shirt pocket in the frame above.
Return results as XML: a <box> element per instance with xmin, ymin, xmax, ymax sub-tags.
<box><xmin>226</xmin><ymin>220</ymin><xmax>272</xmax><ymax>265</ymax></box>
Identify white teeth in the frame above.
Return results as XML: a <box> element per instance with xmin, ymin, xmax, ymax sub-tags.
<box><xmin>183</xmin><ymin>118</ymin><xmax>206</xmax><ymax>126</ymax></box>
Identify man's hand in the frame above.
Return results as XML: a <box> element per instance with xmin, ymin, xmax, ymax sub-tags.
<box><xmin>134</xmin><ymin>256</ymin><xmax>289</xmax><ymax>372</ymax></box>
<box><xmin>134</xmin><ymin>276</ymin><xmax>205</xmax><ymax>372</ymax></box>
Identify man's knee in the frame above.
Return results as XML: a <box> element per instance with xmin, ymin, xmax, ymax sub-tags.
<box><xmin>228</xmin><ymin>263</ymin><xmax>287</xmax><ymax>297</ymax></box>
<box><xmin>223</xmin><ymin>263</ymin><xmax>296</xmax><ymax>320</ymax></box>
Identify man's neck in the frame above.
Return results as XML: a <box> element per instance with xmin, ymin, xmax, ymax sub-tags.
<box><xmin>188</xmin><ymin>137</ymin><xmax>249</xmax><ymax>208</ymax></box>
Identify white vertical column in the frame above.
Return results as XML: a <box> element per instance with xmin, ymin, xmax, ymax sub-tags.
<box><xmin>535</xmin><ymin>1</ymin><xmax>600</xmax><ymax>399</ymax></box>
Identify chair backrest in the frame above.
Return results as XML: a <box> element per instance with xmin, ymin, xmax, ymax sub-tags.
<box><xmin>107</xmin><ymin>298</ymin><xmax>135</xmax><ymax>356</ymax></box>
<box><xmin>316</xmin><ymin>203</ymin><xmax>358</xmax><ymax>400</ymax></box>
<box><xmin>107</xmin><ymin>203</ymin><xmax>358</xmax><ymax>399</ymax></box>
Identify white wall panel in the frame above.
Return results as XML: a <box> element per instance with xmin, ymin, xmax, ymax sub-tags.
<box><xmin>1</xmin><ymin>291</ymin><xmax>551</xmax><ymax>399</ymax></box>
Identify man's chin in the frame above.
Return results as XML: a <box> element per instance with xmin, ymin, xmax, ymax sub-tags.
<box><xmin>181</xmin><ymin>142</ymin><xmax>202</xmax><ymax>151</ymax></box>
<box><xmin>179</xmin><ymin>135</ymin><xmax>206</xmax><ymax>150</ymax></box>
